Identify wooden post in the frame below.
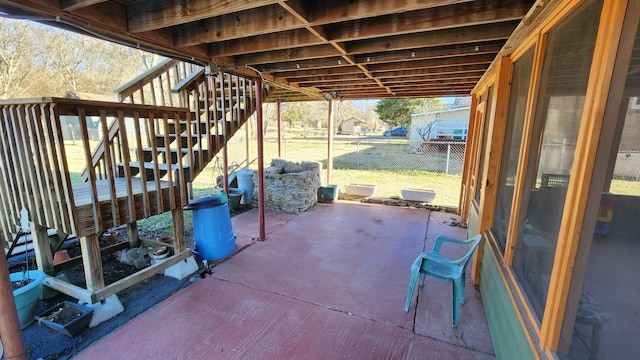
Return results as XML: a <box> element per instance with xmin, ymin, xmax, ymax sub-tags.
<box><xmin>0</xmin><ymin>235</ymin><xmax>26</xmax><ymax>360</ymax></box>
<box><xmin>31</xmin><ymin>222</ymin><xmax>54</xmax><ymax>276</ymax></box>
<box><xmin>256</xmin><ymin>78</ymin><xmax>266</xmax><ymax>241</ymax></box>
<box><xmin>326</xmin><ymin>99</ymin><xmax>334</xmax><ymax>184</ymax></box>
<box><xmin>80</xmin><ymin>234</ymin><xmax>105</xmax><ymax>292</ymax></box>
<box><xmin>127</xmin><ymin>222</ymin><xmax>139</xmax><ymax>248</ymax></box>
<box><xmin>277</xmin><ymin>100</ymin><xmax>282</xmax><ymax>158</ymax></box>
<box><xmin>172</xmin><ymin>208</ymin><xmax>186</xmax><ymax>253</ymax></box>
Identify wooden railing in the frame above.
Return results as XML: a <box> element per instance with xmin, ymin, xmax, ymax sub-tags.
<box><xmin>82</xmin><ymin>59</ymin><xmax>256</xmax><ymax>185</ymax></box>
<box><xmin>0</xmin><ymin>62</ymin><xmax>258</xmax><ymax>245</ymax></box>
<box><xmin>0</xmin><ymin>98</ymin><xmax>191</xmax><ymax>239</ymax></box>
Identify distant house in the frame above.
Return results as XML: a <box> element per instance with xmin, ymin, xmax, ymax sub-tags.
<box><xmin>409</xmin><ymin>106</ymin><xmax>471</xmax><ymax>143</ymax></box>
<box><xmin>338</xmin><ymin>117</ymin><xmax>366</xmax><ymax>135</ymax></box>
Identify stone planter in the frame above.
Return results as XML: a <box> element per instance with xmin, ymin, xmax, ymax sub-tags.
<box><xmin>401</xmin><ymin>188</ymin><xmax>436</xmax><ymax>203</ymax></box>
<box><xmin>260</xmin><ymin>159</ymin><xmax>322</xmax><ymax>213</ymax></box>
<box><xmin>11</xmin><ymin>270</ymin><xmax>46</xmax><ymax>329</ymax></box>
<box><xmin>344</xmin><ymin>183</ymin><xmax>377</xmax><ymax>197</ymax></box>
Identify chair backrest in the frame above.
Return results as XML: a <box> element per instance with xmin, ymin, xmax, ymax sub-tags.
<box><xmin>460</xmin><ymin>234</ymin><xmax>483</xmax><ymax>269</ymax></box>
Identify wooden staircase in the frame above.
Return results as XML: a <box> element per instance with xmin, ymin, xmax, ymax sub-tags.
<box><xmin>0</xmin><ymin>59</ymin><xmax>259</xmax><ymax>303</ymax></box>
<box><xmin>84</xmin><ymin>59</ymin><xmax>256</xmax><ymax>197</ymax></box>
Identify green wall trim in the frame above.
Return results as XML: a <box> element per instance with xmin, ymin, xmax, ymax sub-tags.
<box><xmin>480</xmin><ymin>246</ymin><xmax>536</xmax><ymax>360</ymax></box>
<box><xmin>468</xmin><ymin>206</ymin><xmax>479</xmax><ymax>236</ymax></box>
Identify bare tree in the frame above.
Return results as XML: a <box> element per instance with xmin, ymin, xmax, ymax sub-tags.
<box><xmin>414</xmin><ymin>113</ymin><xmax>439</xmax><ymax>141</ymax></box>
<box><xmin>0</xmin><ymin>19</ymin><xmax>38</xmax><ymax>99</ymax></box>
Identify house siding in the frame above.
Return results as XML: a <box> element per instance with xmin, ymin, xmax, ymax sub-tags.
<box><xmin>480</xmin><ymin>245</ymin><xmax>535</xmax><ymax>360</ymax></box>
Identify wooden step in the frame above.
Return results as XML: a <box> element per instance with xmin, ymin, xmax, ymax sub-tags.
<box><xmin>155</xmin><ymin>133</ymin><xmax>200</xmax><ymax>148</ymax></box>
<box><xmin>116</xmin><ymin>161</ymin><xmax>193</xmax><ymax>181</ymax></box>
<box><xmin>141</xmin><ymin>147</ymin><xmax>210</xmax><ymax>164</ymax></box>
<box><xmin>168</xmin><ymin>119</ymin><xmax>212</xmax><ymax>134</ymax></box>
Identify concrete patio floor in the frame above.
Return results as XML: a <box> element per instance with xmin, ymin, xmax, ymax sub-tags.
<box><xmin>74</xmin><ymin>202</ymin><xmax>494</xmax><ymax>359</ymax></box>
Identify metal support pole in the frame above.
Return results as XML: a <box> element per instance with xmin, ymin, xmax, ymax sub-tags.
<box><xmin>256</xmin><ymin>78</ymin><xmax>266</xmax><ymax>241</ymax></box>
<box><xmin>0</xmin><ymin>232</ymin><xmax>27</xmax><ymax>360</ymax></box>
<box><xmin>326</xmin><ymin>99</ymin><xmax>334</xmax><ymax>184</ymax></box>
<box><xmin>245</xmin><ymin>114</ymin><xmax>250</xmax><ymax>168</ymax></box>
<box><xmin>446</xmin><ymin>142</ymin><xmax>451</xmax><ymax>175</ymax></box>
<box><xmin>222</xmin><ymin>147</ymin><xmax>229</xmax><ymax>193</ymax></box>
<box><xmin>277</xmin><ymin>100</ymin><xmax>282</xmax><ymax>158</ymax></box>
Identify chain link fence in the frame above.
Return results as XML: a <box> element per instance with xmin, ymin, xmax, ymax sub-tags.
<box><xmin>220</xmin><ymin>135</ymin><xmax>467</xmax><ymax>205</ymax></box>
<box><xmin>339</xmin><ymin>140</ymin><xmax>465</xmax><ymax>175</ymax></box>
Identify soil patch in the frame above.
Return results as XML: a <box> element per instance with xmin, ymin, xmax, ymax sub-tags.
<box><xmin>38</xmin><ymin>303</ymin><xmax>85</xmax><ymax>325</ymax></box>
<box><xmin>11</xmin><ymin>278</ymin><xmax>33</xmax><ymax>291</ymax></box>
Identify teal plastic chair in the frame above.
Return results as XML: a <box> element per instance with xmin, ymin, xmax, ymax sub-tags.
<box><xmin>404</xmin><ymin>234</ymin><xmax>482</xmax><ymax>327</ymax></box>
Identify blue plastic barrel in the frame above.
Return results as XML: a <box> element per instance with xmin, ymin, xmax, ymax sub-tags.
<box><xmin>184</xmin><ymin>196</ymin><xmax>236</xmax><ymax>260</ymax></box>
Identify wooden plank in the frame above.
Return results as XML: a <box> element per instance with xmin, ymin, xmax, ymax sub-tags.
<box><xmin>60</xmin><ymin>0</ymin><xmax>108</xmax><ymax>12</ymax></box>
<box><xmin>158</xmin><ymin>73</ymin><xmax>167</xmax><ymax>107</ymax></box>
<box><xmin>132</xmin><ymin>111</ymin><xmax>151</xmax><ymax>218</ymax></box>
<box><xmin>116</xmin><ymin>109</ymin><xmax>136</xmax><ymax>223</ymax></box>
<box><xmin>42</xmin><ymin>276</ymin><xmax>93</xmax><ymax>304</ymax></box>
<box><xmin>31</xmin><ymin>222</ymin><xmax>54</xmax><ymax>275</ymax></box>
<box><xmin>28</xmin><ymin>105</ymin><xmax>57</xmax><ymax>229</ymax></box>
<box><xmin>203</xmin><ymin>76</ymin><xmax>213</xmax><ymax>159</ymax></box>
<box><xmin>192</xmin><ymin>84</ymin><xmax>202</xmax><ymax>176</ymax></box>
<box><xmin>212</xmin><ymin>76</ymin><xmax>222</xmax><ymax>154</ymax></box>
<box><xmin>77</xmin><ymin>106</ymin><xmax>103</xmax><ymax>233</ymax></box>
<box><xmin>91</xmin><ymin>249</ymin><xmax>191</xmax><ymax>303</ymax></box>
<box><xmin>23</xmin><ymin>105</ymin><xmax>49</xmax><ymax>226</ymax></box>
<box><xmin>234</xmin><ymin>76</ymin><xmax>243</xmax><ymax>129</ymax></box>
<box><xmin>50</xmin><ymin>105</ymin><xmax>78</xmax><ymax>235</ymax></box>
<box><xmin>162</xmin><ymin>114</ymin><xmax>176</xmax><ymax>210</ymax></box>
<box><xmin>115</xmin><ymin>58</ymin><xmax>178</xmax><ymax>100</ymax></box>
<box><xmin>147</xmin><ymin>115</ymin><xmax>164</xmax><ymax>214</ymax></box>
<box><xmin>99</xmin><ymin>108</ymin><xmax>120</xmax><ymax>225</ymax></box>
<box><xmin>183</xmin><ymin>91</ymin><xmax>194</xmax><ymax>180</ymax></box>
<box><xmin>460</xmin><ymin>93</ymin><xmax>479</xmax><ymax>219</ymax></box>
<box><xmin>127</xmin><ymin>222</ymin><xmax>139</xmax><ymax>248</ymax></box>
<box><xmin>472</xmin><ymin>57</ymin><xmax>512</xmax><ymax>283</ymax></box>
<box><xmin>127</xmin><ymin>0</ymin><xmax>281</xmax><ymax>33</ymax></box>
<box><xmin>0</xmin><ymin>107</ymin><xmax>19</xmax><ymax>231</ymax></box>
<box><xmin>80</xmin><ymin>233</ymin><xmax>104</xmax><ymax>291</ymax></box>
<box><xmin>7</xmin><ymin>106</ymin><xmax>30</xmax><ymax>216</ymax></box>
<box><xmin>176</xmin><ymin>4</ymin><xmax>300</xmax><ymax>47</ymax></box>
<box><xmin>17</xmin><ymin>104</ymin><xmax>44</xmax><ymax>222</ymax></box>
<box><xmin>172</xmin><ymin>207</ymin><xmax>185</xmax><ymax>253</ymax></box>
<box><xmin>52</xmin><ymin>240</ymin><xmax>128</xmax><ymax>273</ymax></box>
<box><xmin>175</xmin><ymin>110</ymin><xmax>189</xmax><ymax>205</ymax></box>
<box><xmin>213</xmin><ymin>1</ymin><xmax>526</xmax><ymax>57</ymax></box>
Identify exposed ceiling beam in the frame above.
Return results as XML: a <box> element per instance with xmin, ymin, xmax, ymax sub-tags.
<box><xmin>209</xmin><ymin>2</ymin><xmax>526</xmax><ymax>58</ymax></box>
<box><xmin>325</xmin><ymin>0</ymin><xmax>530</xmax><ymax>43</ymax></box>
<box><xmin>236</xmin><ymin>22</ymin><xmax>517</xmax><ymax>65</ymax></box>
<box><xmin>278</xmin><ymin>0</ymin><xmax>392</xmax><ymax>95</ymax></box>
<box><xmin>367</xmin><ymin>54</ymin><xmax>495</xmax><ymax>72</ymax></box>
<box><xmin>127</xmin><ymin>0</ymin><xmax>282</xmax><ymax>33</ymax></box>
<box><xmin>373</xmin><ymin>64</ymin><xmax>490</xmax><ymax>78</ymax></box>
<box><xmin>61</xmin><ymin>0</ymin><xmax>107</xmax><ymax>11</ymax></box>
<box><xmin>259</xmin><ymin>41</ymin><xmax>503</xmax><ymax>73</ymax></box>
<box><xmin>175</xmin><ymin>4</ymin><xmax>300</xmax><ymax>47</ymax></box>
<box><xmin>176</xmin><ymin>0</ymin><xmax>474</xmax><ymax>47</ymax></box>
